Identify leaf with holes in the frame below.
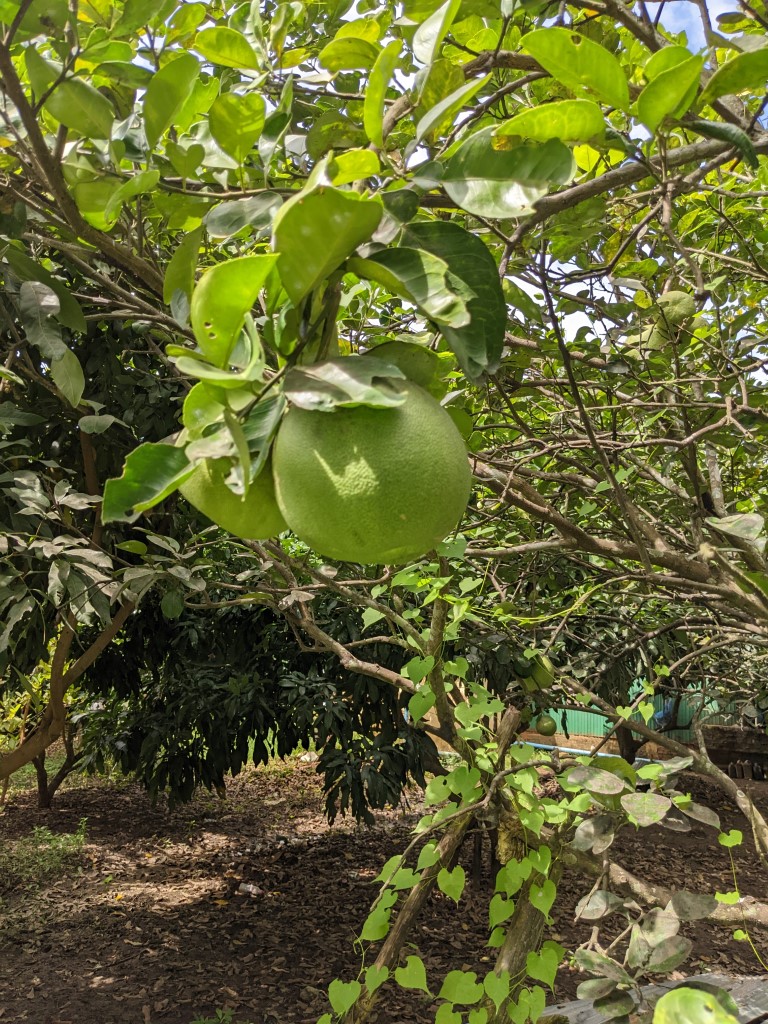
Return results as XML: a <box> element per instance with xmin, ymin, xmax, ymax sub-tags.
<box><xmin>522</xmin><ymin>28</ymin><xmax>630</xmax><ymax>110</ymax></box>
<box><xmin>190</xmin><ymin>255</ymin><xmax>278</xmax><ymax>367</ymax></box>
<box><xmin>653</xmin><ymin>987</ymin><xmax>739</xmax><ymax>1024</ymax></box>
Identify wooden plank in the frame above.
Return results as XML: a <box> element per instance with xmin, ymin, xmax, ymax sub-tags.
<box><xmin>541</xmin><ymin>974</ymin><xmax>768</xmax><ymax>1024</ymax></box>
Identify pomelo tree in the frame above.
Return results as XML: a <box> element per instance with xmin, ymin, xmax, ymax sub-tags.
<box><xmin>3</xmin><ymin>0</ymin><xmax>768</xmax><ymax>1020</ymax></box>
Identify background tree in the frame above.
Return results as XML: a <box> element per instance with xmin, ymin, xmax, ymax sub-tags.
<box><xmin>3</xmin><ymin>0</ymin><xmax>768</xmax><ymax>1021</ymax></box>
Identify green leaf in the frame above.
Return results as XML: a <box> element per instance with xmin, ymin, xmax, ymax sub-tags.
<box><xmin>2</xmin><ymin>249</ymin><xmax>86</xmax><ymax>332</ymax></box>
<box><xmin>409</xmin><ymin>685</ymin><xmax>437</xmax><ymax>723</ymax></box>
<box><xmin>706</xmin><ymin>513</ymin><xmax>765</xmax><ymax>550</ymax></box>
<box><xmin>483</xmin><ymin>970</ymin><xmax>510</xmax><ymax>1012</ymax></box>
<box><xmin>529</xmin><ymin>878</ymin><xmax>556</xmax><ymax>918</ymax></box>
<box><xmin>205</xmin><ymin>194</ymin><xmax>283</xmax><ymax>239</ymax></box>
<box><xmin>526</xmin><ymin>941</ymin><xmax>563</xmax><ymax>989</ymax></box>
<box><xmin>438</xmin><ymin>970</ymin><xmax>483</xmax><ymax>1005</ymax></box>
<box><xmin>701</xmin><ymin>47</ymin><xmax>768</xmax><ymax>103</ymax></box>
<box><xmin>668</xmin><ymin>891</ymin><xmax>718</xmax><ymax>921</ymax></box>
<box><xmin>259</xmin><ymin>76</ymin><xmax>293</xmax><ymax>170</ymax></box>
<box><xmin>647</xmin><ymin>935</ymin><xmax>693</xmax><ymax>973</ymax></box>
<box><xmin>574</xmin><ymin>949</ymin><xmax>632</xmax><ymax>985</ymax></box>
<box><xmin>489</xmin><ymin>893</ymin><xmax>515</xmax><ymax>928</ymax></box>
<box><xmin>349</xmin><ymin>247</ymin><xmax>470</xmax><ymax>329</ymax></box>
<box><xmin>424</xmin><ymin>775</ymin><xmax>451</xmax><ymax>806</ymax></box>
<box><xmin>71</xmin><ymin>178</ymin><xmax>124</xmax><ymax>231</ymax></box>
<box><xmin>319</xmin><ymin>37</ymin><xmax>380</xmax><ymax>71</ymax></box>
<box><xmin>163</xmin><ymin>227</ymin><xmax>203</xmax><ymax>307</ymax></box>
<box><xmin>437</xmin><ymin>864</ymin><xmax>466</xmax><ymax>903</ymax></box>
<box><xmin>283</xmin><ymin>357</ymin><xmax>407</xmax><ymax>412</ymax></box>
<box><xmin>44</xmin><ymin>77</ymin><xmax>114</xmax><ymax>139</ymax></box>
<box><xmin>102</xmin><ymin>443</ymin><xmax>195</xmax><ymax>523</ymax></box>
<box><xmin>50</xmin><ymin>348</ymin><xmax>85</xmax><ymax>408</ymax></box>
<box><xmin>402</xmin><ymin>655</ymin><xmax>436</xmax><ymax>681</ymax></box>
<box><xmin>104</xmin><ymin>169</ymin><xmax>161</xmax><ymax>222</ymax></box>
<box><xmin>636</xmin><ymin>56</ymin><xmax>703</xmax><ymax>133</ymax></box>
<box><xmin>468</xmin><ymin>1010</ymin><xmax>488</xmax><ymax>1024</ymax></box>
<box><xmin>271</xmin><ymin>187</ymin><xmax>383</xmax><ymax>305</ymax></box>
<box><xmin>645</xmin><ymin>45</ymin><xmax>697</xmax><ymax>80</ymax></box>
<box><xmin>18</xmin><ymin>281</ymin><xmax>63</xmax><ymax>357</ymax></box>
<box><xmin>143</xmin><ymin>52</ymin><xmax>199</xmax><ymax>148</ymax></box>
<box><xmin>209</xmin><ymin>92</ymin><xmax>266</xmax><ymax>163</ymax></box>
<box><xmin>413</xmin><ymin>0</ymin><xmax>461</xmax><ymax>65</ymax></box>
<box><xmin>621</xmin><ymin>791</ymin><xmax>672</xmax><ymax>826</ymax></box>
<box><xmin>26</xmin><ymin>48</ymin><xmax>114</xmax><ymax>138</ymax></box>
<box><xmin>161</xmin><ymin>590</ymin><xmax>185</xmax><ymax>620</ymax></box>
<box><xmin>688</xmin><ymin>119</ymin><xmax>759</xmax><ymax>169</ymax></box>
<box><xmin>653</xmin><ymin>988</ymin><xmax>739</xmax><ymax>1024</ymax></box>
<box><xmin>718</xmin><ymin>829</ymin><xmax>743</xmax><ymax>847</ymax></box>
<box><xmin>567</xmin><ymin>764</ymin><xmax>626</xmax><ymax>795</ymax></box>
<box><xmin>417</xmin><ymin>74</ymin><xmax>492</xmax><ymax>144</ymax></box>
<box><xmin>375</xmin><ymin>855</ymin><xmax>403</xmax><ymax>882</ymax></box>
<box><xmin>442</xmin><ymin>127</ymin><xmax>575</xmax><ymax>219</ymax></box>
<box><xmin>190</xmin><ymin>255</ymin><xmax>279</xmax><ymax>367</ymax></box>
<box><xmin>416</xmin><ymin>842</ymin><xmax>441</xmax><ymax>870</ymax></box>
<box><xmin>394</xmin><ymin>955</ymin><xmax>430</xmax><ymax>993</ymax></box>
<box><xmin>194</xmin><ymin>26</ymin><xmax>260</xmax><ymax>69</ymax></box>
<box><xmin>326</xmin><ymin>149</ymin><xmax>381</xmax><ymax>186</ymax></box>
<box><xmin>365</xmin><ymin>965</ymin><xmax>389</xmax><ymax>993</ymax></box>
<box><xmin>495</xmin><ymin>99</ymin><xmax>605</xmax><ymax>144</ymax></box>
<box><xmin>435</xmin><ymin>1005</ymin><xmax>462</xmax><ymax>1024</ymax></box>
<box><xmin>118</xmin><ymin>0</ymin><xmax>175</xmax><ymax>32</ymax></box>
<box><xmin>16</xmin><ymin>281</ymin><xmax>82</xmax><ymax>407</ymax></box>
<box><xmin>79</xmin><ymin>415</ymin><xmax>123</xmax><ymax>434</ymax></box>
<box><xmin>364</xmin><ymin>40</ymin><xmax>402</xmax><ymax>148</ymax></box>
<box><xmin>508</xmin><ymin>986</ymin><xmax>547</xmax><ymax>1024</ymax></box>
<box><xmin>328</xmin><ymin>979</ymin><xmax>362</xmax><ymax>1015</ymax></box>
<box><xmin>402</xmin><ymin>220</ymin><xmax>506</xmax><ymax>381</ymax></box>
<box><xmin>362</xmin><ymin>909</ymin><xmax>393</xmax><ymax>937</ymax></box>
<box><xmin>522</xmin><ymin>28</ymin><xmax>630</xmax><ymax>110</ymax></box>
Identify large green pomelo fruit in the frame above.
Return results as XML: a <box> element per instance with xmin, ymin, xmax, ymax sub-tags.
<box><xmin>179</xmin><ymin>458</ymin><xmax>286</xmax><ymax>540</ymax></box>
<box><xmin>272</xmin><ymin>379</ymin><xmax>471</xmax><ymax>564</ymax></box>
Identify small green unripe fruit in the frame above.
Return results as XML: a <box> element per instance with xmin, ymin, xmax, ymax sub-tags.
<box><xmin>179</xmin><ymin>458</ymin><xmax>286</xmax><ymax>540</ymax></box>
<box><xmin>530</xmin><ymin>655</ymin><xmax>556</xmax><ymax>690</ymax></box>
<box><xmin>534</xmin><ymin>714</ymin><xmax>557</xmax><ymax>737</ymax></box>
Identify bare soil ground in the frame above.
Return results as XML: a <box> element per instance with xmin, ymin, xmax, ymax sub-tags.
<box><xmin>0</xmin><ymin>760</ymin><xmax>766</xmax><ymax>1024</ymax></box>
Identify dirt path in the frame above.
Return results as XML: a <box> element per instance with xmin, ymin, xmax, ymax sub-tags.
<box><xmin>0</xmin><ymin>762</ymin><xmax>765</xmax><ymax>1024</ymax></box>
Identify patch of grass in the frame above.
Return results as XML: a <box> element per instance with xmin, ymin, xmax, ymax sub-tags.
<box><xmin>1</xmin><ymin>751</ymin><xmax>68</xmax><ymax>799</ymax></box>
<box><xmin>0</xmin><ymin>818</ymin><xmax>87</xmax><ymax>890</ymax></box>
<box><xmin>190</xmin><ymin>1011</ymin><xmax>256</xmax><ymax>1024</ymax></box>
